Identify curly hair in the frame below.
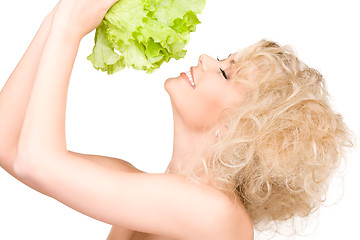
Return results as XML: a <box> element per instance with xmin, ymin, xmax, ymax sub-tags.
<box><xmin>201</xmin><ymin>39</ymin><xmax>354</xmax><ymax>229</ymax></box>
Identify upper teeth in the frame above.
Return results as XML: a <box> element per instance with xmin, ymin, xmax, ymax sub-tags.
<box><xmin>186</xmin><ymin>71</ymin><xmax>195</xmax><ymax>88</ymax></box>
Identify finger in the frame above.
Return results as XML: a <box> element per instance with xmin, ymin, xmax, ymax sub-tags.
<box><xmin>104</xmin><ymin>0</ymin><xmax>119</xmax><ymax>9</ymax></box>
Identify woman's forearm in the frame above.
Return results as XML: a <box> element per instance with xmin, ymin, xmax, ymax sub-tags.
<box><xmin>0</xmin><ymin>14</ymin><xmax>53</xmax><ymax>177</ymax></box>
<box><xmin>16</xmin><ymin>25</ymin><xmax>81</xmax><ymax>161</ymax></box>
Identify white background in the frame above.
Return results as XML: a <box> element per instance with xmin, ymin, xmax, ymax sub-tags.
<box><xmin>0</xmin><ymin>0</ymin><xmax>359</xmax><ymax>239</ymax></box>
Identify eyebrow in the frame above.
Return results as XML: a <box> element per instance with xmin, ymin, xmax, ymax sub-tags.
<box><xmin>219</xmin><ymin>54</ymin><xmax>234</xmax><ymax>62</ymax></box>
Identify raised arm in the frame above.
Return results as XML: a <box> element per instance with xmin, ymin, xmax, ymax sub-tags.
<box><xmin>0</xmin><ymin>2</ymin><xmax>141</xmax><ymax>239</ymax></box>
<box><xmin>0</xmin><ymin>10</ymin><xmax>54</xmax><ymax>179</ymax></box>
<box><xmin>10</xmin><ymin>0</ymin><xmax>246</xmax><ymax>239</ymax></box>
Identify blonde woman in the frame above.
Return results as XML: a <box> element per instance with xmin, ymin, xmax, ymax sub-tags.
<box><xmin>0</xmin><ymin>0</ymin><xmax>352</xmax><ymax>239</ymax></box>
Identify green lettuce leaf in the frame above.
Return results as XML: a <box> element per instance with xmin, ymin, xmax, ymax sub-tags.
<box><xmin>87</xmin><ymin>0</ymin><xmax>206</xmax><ymax>74</ymax></box>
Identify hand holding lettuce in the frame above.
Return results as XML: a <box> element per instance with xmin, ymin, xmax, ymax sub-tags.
<box><xmin>88</xmin><ymin>0</ymin><xmax>206</xmax><ymax>74</ymax></box>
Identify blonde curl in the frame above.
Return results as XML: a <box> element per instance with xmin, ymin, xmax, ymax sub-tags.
<box><xmin>201</xmin><ymin>39</ymin><xmax>354</xmax><ymax>229</ymax></box>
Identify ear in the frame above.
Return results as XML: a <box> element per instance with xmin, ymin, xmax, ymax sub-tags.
<box><xmin>214</xmin><ymin>124</ymin><xmax>229</xmax><ymax>139</ymax></box>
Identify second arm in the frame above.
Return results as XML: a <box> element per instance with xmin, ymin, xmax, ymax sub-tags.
<box><xmin>0</xmin><ymin>13</ymin><xmax>53</xmax><ymax>178</ymax></box>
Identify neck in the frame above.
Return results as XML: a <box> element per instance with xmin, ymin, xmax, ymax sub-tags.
<box><xmin>166</xmin><ymin>111</ymin><xmax>216</xmax><ymax>176</ymax></box>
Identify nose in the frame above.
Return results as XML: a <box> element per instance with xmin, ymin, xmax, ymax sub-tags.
<box><xmin>198</xmin><ymin>54</ymin><xmax>215</xmax><ymax>71</ymax></box>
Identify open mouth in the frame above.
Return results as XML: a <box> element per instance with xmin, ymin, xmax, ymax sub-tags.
<box><xmin>186</xmin><ymin>71</ymin><xmax>195</xmax><ymax>88</ymax></box>
<box><xmin>181</xmin><ymin>68</ymin><xmax>195</xmax><ymax>89</ymax></box>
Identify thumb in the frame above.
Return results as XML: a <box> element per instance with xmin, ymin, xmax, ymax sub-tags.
<box><xmin>104</xmin><ymin>0</ymin><xmax>120</xmax><ymax>10</ymax></box>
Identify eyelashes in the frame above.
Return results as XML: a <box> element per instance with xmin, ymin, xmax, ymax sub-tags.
<box><xmin>217</xmin><ymin>56</ymin><xmax>228</xmax><ymax>79</ymax></box>
<box><xmin>220</xmin><ymin>68</ymin><xmax>228</xmax><ymax>79</ymax></box>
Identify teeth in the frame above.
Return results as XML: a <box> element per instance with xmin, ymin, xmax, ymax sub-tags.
<box><xmin>186</xmin><ymin>71</ymin><xmax>195</xmax><ymax>88</ymax></box>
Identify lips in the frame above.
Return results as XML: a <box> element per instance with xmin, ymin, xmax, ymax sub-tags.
<box><xmin>181</xmin><ymin>68</ymin><xmax>196</xmax><ymax>89</ymax></box>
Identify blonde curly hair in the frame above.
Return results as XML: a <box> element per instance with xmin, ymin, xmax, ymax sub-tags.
<box><xmin>202</xmin><ymin>39</ymin><xmax>354</xmax><ymax>228</ymax></box>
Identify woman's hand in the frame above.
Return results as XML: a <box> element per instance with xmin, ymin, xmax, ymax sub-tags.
<box><xmin>51</xmin><ymin>0</ymin><xmax>119</xmax><ymax>40</ymax></box>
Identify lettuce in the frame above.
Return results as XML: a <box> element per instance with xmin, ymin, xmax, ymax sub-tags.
<box><xmin>87</xmin><ymin>0</ymin><xmax>206</xmax><ymax>74</ymax></box>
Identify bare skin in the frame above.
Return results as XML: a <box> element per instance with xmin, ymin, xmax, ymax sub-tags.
<box><xmin>0</xmin><ymin>0</ymin><xmax>254</xmax><ymax>239</ymax></box>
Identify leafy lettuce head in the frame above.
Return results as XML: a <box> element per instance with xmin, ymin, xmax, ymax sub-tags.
<box><xmin>87</xmin><ymin>0</ymin><xmax>206</xmax><ymax>74</ymax></box>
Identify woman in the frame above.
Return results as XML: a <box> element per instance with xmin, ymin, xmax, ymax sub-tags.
<box><xmin>0</xmin><ymin>0</ymin><xmax>352</xmax><ymax>239</ymax></box>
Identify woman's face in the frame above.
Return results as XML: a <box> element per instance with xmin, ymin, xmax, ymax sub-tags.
<box><xmin>164</xmin><ymin>53</ymin><xmax>249</xmax><ymax>131</ymax></box>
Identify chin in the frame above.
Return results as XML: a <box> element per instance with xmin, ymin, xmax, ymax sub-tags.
<box><xmin>164</xmin><ymin>75</ymin><xmax>179</xmax><ymax>96</ymax></box>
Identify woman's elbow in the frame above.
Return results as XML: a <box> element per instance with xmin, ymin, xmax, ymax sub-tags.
<box><xmin>13</xmin><ymin>151</ymin><xmax>53</xmax><ymax>196</ymax></box>
<box><xmin>13</xmin><ymin>151</ymin><xmax>37</xmax><ymax>181</ymax></box>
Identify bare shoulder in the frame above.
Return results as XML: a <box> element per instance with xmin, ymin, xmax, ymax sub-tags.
<box><xmin>177</xmin><ymin>177</ymin><xmax>253</xmax><ymax>240</ymax></box>
<box><xmin>222</xmin><ymin>196</ymin><xmax>254</xmax><ymax>240</ymax></box>
<box><xmin>204</xmin><ymin>187</ymin><xmax>254</xmax><ymax>240</ymax></box>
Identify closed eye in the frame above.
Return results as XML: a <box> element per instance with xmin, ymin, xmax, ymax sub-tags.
<box><xmin>217</xmin><ymin>56</ymin><xmax>229</xmax><ymax>79</ymax></box>
<box><xmin>220</xmin><ymin>68</ymin><xmax>228</xmax><ymax>79</ymax></box>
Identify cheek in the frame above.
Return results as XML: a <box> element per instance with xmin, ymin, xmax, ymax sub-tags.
<box><xmin>185</xmin><ymin>86</ymin><xmax>228</xmax><ymax>128</ymax></box>
<box><xmin>198</xmin><ymin>81</ymin><xmax>229</xmax><ymax>110</ymax></box>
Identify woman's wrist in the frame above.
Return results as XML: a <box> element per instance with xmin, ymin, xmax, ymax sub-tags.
<box><xmin>48</xmin><ymin>7</ymin><xmax>86</xmax><ymax>43</ymax></box>
<box><xmin>40</xmin><ymin>13</ymin><xmax>82</xmax><ymax>47</ymax></box>
<box><xmin>42</xmin><ymin>6</ymin><xmax>58</xmax><ymax>29</ymax></box>
<box><xmin>49</xmin><ymin>18</ymin><xmax>84</xmax><ymax>44</ymax></box>
<box><xmin>37</xmin><ymin>14</ymin><xmax>53</xmax><ymax>38</ymax></box>
<box><xmin>47</xmin><ymin>24</ymin><xmax>82</xmax><ymax>50</ymax></box>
